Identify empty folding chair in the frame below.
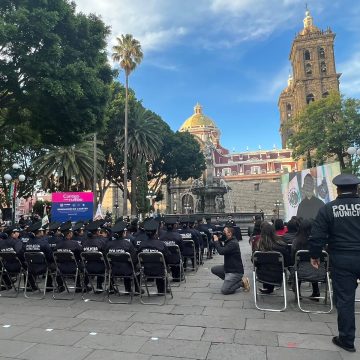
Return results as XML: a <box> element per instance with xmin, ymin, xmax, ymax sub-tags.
<box><xmin>0</xmin><ymin>251</ymin><xmax>25</xmax><ymax>297</ymax></box>
<box><xmin>166</xmin><ymin>244</ymin><xmax>185</xmax><ymax>286</ymax></box>
<box><xmin>182</xmin><ymin>240</ymin><xmax>197</xmax><ymax>271</ymax></box>
<box><xmin>138</xmin><ymin>251</ymin><xmax>173</xmax><ymax>305</ymax></box>
<box><xmin>107</xmin><ymin>252</ymin><xmax>140</xmax><ymax>304</ymax></box>
<box><xmin>252</xmin><ymin>251</ymin><xmax>287</xmax><ymax>312</ymax></box>
<box><xmin>24</xmin><ymin>252</ymin><xmax>53</xmax><ymax>299</ymax></box>
<box><xmin>81</xmin><ymin>251</ymin><xmax>108</xmax><ymax>301</ymax></box>
<box><xmin>294</xmin><ymin>250</ymin><xmax>333</xmax><ymax>314</ymax></box>
<box><xmin>53</xmin><ymin>250</ymin><xmax>82</xmax><ymax>300</ymax></box>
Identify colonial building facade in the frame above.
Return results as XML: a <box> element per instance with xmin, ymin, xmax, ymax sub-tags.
<box><xmin>166</xmin><ymin>104</ymin><xmax>299</xmax><ymax>217</ymax></box>
<box><xmin>278</xmin><ymin>9</ymin><xmax>341</xmax><ymax>148</ymax></box>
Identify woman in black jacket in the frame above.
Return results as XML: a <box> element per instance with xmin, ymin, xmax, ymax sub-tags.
<box><xmin>254</xmin><ymin>222</ymin><xmax>291</xmax><ymax>294</ymax></box>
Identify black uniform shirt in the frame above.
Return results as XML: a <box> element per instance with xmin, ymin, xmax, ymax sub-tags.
<box><xmin>106</xmin><ymin>238</ymin><xmax>137</xmax><ymax>275</ymax></box>
<box><xmin>23</xmin><ymin>236</ymin><xmax>53</xmax><ymax>263</ymax></box>
<box><xmin>56</xmin><ymin>239</ymin><xmax>83</xmax><ymax>262</ymax></box>
<box><xmin>159</xmin><ymin>229</ymin><xmax>183</xmax><ymax>263</ymax></box>
<box><xmin>309</xmin><ymin>193</ymin><xmax>360</xmax><ymax>258</ymax></box>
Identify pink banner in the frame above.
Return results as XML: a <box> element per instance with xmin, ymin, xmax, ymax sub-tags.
<box><xmin>52</xmin><ymin>192</ymin><xmax>94</xmax><ymax>203</ymax></box>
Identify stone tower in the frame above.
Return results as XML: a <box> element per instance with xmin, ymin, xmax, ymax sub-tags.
<box><xmin>279</xmin><ymin>9</ymin><xmax>341</xmax><ymax>148</ymax></box>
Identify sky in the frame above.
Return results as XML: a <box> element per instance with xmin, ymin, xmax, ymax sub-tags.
<box><xmin>75</xmin><ymin>0</ymin><xmax>360</xmax><ymax>153</ymax></box>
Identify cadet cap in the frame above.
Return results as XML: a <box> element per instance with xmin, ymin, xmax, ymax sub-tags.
<box><xmin>143</xmin><ymin>219</ymin><xmax>159</xmax><ymax>231</ymax></box>
<box><xmin>111</xmin><ymin>221</ymin><xmax>127</xmax><ymax>233</ymax></box>
<box><xmin>332</xmin><ymin>173</ymin><xmax>360</xmax><ymax>186</ymax></box>
<box><xmin>28</xmin><ymin>221</ymin><xmax>44</xmax><ymax>233</ymax></box>
<box><xmin>59</xmin><ymin>221</ymin><xmax>72</xmax><ymax>232</ymax></box>
<box><xmin>164</xmin><ymin>216</ymin><xmax>177</xmax><ymax>225</ymax></box>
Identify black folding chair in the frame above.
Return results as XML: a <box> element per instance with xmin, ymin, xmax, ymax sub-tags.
<box><xmin>252</xmin><ymin>251</ymin><xmax>287</xmax><ymax>312</ymax></box>
<box><xmin>107</xmin><ymin>252</ymin><xmax>140</xmax><ymax>304</ymax></box>
<box><xmin>0</xmin><ymin>251</ymin><xmax>25</xmax><ymax>297</ymax></box>
<box><xmin>138</xmin><ymin>251</ymin><xmax>173</xmax><ymax>305</ymax></box>
<box><xmin>294</xmin><ymin>250</ymin><xmax>333</xmax><ymax>314</ymax></box>
<box><xmin>182</xmin><ymin>240</ymin><xmax>198</xmax><ymax>271</ymax></box>
<box><xmin>166</xmin><ymin>245</ymin><xmax>185</xmax><ymax>286</ymax></box>
<box><xmin>81</xmin><ymin>251</ymin><xmax>108</xmax><ymax>301</ymax></box>
<box><xmin>24</xmin><ymin>252</ymin><xmax>53</xmax><ymax>299</ymax></box>
<box><xmin>53</xmin><ymin>250</ymin><xmax>82</xmax><ymax>300</ymax></box>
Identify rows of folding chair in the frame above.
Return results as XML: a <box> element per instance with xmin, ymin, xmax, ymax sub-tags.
<box><xmin>252</xmin><ymin>250</ymin><xmax>333</xmax><ymax>313</ymax></box>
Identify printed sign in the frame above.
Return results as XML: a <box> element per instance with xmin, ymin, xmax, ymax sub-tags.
<box><xmin>281</xmin><ymin>162</ymin><xmax>341</xmax><ymax>221</ymax></box>
<box><xmin>51</xmin><ymin>192</ymin><xmax>94</xmax><ymax>222</ymax></box>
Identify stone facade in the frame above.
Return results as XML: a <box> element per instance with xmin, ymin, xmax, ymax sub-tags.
<box><xmin>279</xmin><ymin>9</ymin><xmax>341</xmax><ymax>148</ymax></box>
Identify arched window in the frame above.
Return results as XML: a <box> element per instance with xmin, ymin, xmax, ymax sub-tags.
<box><xmin>286</xmin><ymin>103</ymin><xmax>292</xmax><ymax>111</ymax></box>
<box><xmin>305</xmin><ymin>63</ymin><xmax>312</xmax><ymax>75</ymax></box>
<box><xmin>319</xmin><ymin>47</ymin><xmax>325</xmax><ymax>59</ymax></box>
<box><xmin>304</xmin><ymin>50</ymin><xmax>311</xmax><ymax>60</ymax></box>
<box><xmin>320</xmin><ymin>61</ymin><xmax>327</xmax><ymax>74</ymax></box>
<box><xmin>306</xmin><ymin>94</ymin><xmax>315</xmax><ymax>104</ymax></box>
<box><xmin>322</xmin><ymin>91</ymin><xmax>329</xmax><ymax>98</ymax></box>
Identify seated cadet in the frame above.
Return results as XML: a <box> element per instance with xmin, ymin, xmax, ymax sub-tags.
<box><xmin>46</xmin><ymin>222</ymin><xmax>63</xmax><ymax>250</ymax></box>
<box><xmin>0</xmin><ymin>226</ymin><xmax>24</xmax><ymax>289</ymax></box>
<box><xmin>82</xmin><ymin>221</ymin><xmax>107</xmax><ymax>291</ymax></box>
<box><xmin>137</xmin><ymin>219</ymin><xmax>171</xmax><ymax>294</ymax></box>
<box><xmin>107</xmin><ymin>221</ymin><xmax>140</xmax><ymax>293</ymax></box>
<box><xmin>196</xmin><ymin>217</ymin><xmax>212</xmax><ymax>259</ymax></box>
<box><xmin>24</xmin><ymin>222</ymin><xmax>62</xmax><ymax>291</ymax></box>
<box><xmin>72</xmin><ymin>222</ymin><xmax>86</xmax><ymax>245</ymax></box>
<box><xmin>177</xmin><ymin>216</ymin><xmax>199</xmax><ymax>270</ymax></box>
<box><xmin>189</xmin><ymin>216</ymin><xmax>203</xmax><ymax>262</ymax></box>
<box><xmin>159</xmin><ymin>217</ymin><xmax>183</xmax><ymax>281</ymax></box>
<box><xmin>55</xmin><ymin>223</ymin><xmax>83</xmax><ymax>292</ymax></box>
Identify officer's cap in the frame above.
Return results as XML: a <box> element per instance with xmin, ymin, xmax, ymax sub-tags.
<box><xmin>72</xmin><ymin>222</ymin><xmax>84</xmax><ymax>231</ymax></box>
<box><xmin>111</xmin><ymin>221</ymin><xmax>127</xmax><ymax>233</ymax></box>
<box><xmin>0</xmin><ymin>232</ymin><xmax>8</xmax><ymax>239</ymax></box>
<box><xmin>28</xmin><ymin>221</ymin><xmax>44</xmax><ymax>233</ymax></box>
<box><xmin>164</xmin><ymin>216</ymin><xmax>177</xmax><ymax>225</ymax></box>
<box><xmin>4</xmin><ymin>225</ymin><xmax>20</xmax><ymax>234</ymax></box>
<box><xmin>48</xmin><ymin>222</ymin><xmax>61</xmax><ymax>231</ymax></box>
<box><xmin>332</xmin><ymin>173</ymin><xmax>360</xmax><ymax>186</ymax></box>
<box><xmin>188</xmin><ymin>215</ymin><xmax>196</xmax><ymax>224</ymax></box>
<box><xmin>143</xmin><ymin>219</ymin><xmax>159</xmax><ymax>231</ymax></box>
<box><xmin>179</xmin><ymin>216</ymin><xmax>189</xmax><ymax>224</ymax></box>
<box><xmin>59</xmin><ymin>221</ymin><xmax>72</xmax><ymax>232</ymax></box>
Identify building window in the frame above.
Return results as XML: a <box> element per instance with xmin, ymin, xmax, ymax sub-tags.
<box><xmin>286</xmin><ymin>103</ymin><xmax>292</xmax><ymax>111</ymax></box>
<box><xmin>319</xmin><ymin>47</ymin><xmax>325</xmax><ymax>59</ymax></box>
<box><xmin>320</xmin><ymin>61</ymin><xmax>327</xmax><ymax>74</ymax></box>
<box><xmin>305</xmin><ymin>63</ymin><xmax>312</xmax><ymax>75</ymax></box>
<box><xmin>306</xmin><ymin>93</ymin><xmax>315</xmax><ymax>104</ymax></box>
<box><xmin>251</xmin><ymin>166</ymin><xmax>261</xmax><ymax>174</ymax></box>
<box><xmin>304</xmin><ymin>49</ymin><xmax>311</xmax><ymax>60</ymax></box>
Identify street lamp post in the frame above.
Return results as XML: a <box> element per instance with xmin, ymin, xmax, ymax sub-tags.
<box><xmin>347</xmin><ymin>146</ymin><xmax>360</xmax><ymax>175</ymax></box>
<box><xmin>274</xmin><ymin>200</ymin><xmax>281</xmax><ymax>219</ymax></box>
<box><xmin>4</xmin><ymin>163</ymin><xmax>26</xmax><ymax>224</ymax></box>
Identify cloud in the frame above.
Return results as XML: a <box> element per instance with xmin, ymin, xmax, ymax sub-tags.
<box><xmin>338</xmin><ymin>52</ymin><xmax>360</xmax><ymax>97</ymax></box>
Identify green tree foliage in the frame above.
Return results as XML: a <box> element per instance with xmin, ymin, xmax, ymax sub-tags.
<box><xmin>33</xmin><ymin>140</ymin><xmax>104</xmax><ymax>192</ymax></box>
<box><xmin>288</xmin><ymin>92</ymin><xmax>360</xmax><ymax>170</ymax></box>
<box><xmin>0</xmin><ymin>0</ymin><xmax>112</xmax><ymax>145</ymax></box>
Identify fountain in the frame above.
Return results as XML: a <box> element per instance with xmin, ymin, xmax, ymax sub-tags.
<box><xmin>191</xmin><ymin>141</ymin><xmax>230</xmax><ymax>213</ymax></box>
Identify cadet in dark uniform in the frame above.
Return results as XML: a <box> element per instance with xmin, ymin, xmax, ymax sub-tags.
<box><xmin>0</xmin><ymin>227</ymin><xmax>24</xmax><ymax>288</ymax></box>
<box><xmin>225</xmin><ymin>215</ymin><xmax>236</xmax><ymax>227</ymax></box>
<box><xmin>197</xmin><ymin>217</ymin><xmax>213</xmax><ymax>259</ymax></box>
<box><xmin>309</xmin><ymin>173</ymin><xmax>360</xmax><ymax>353</ymax></box>
<box><xmin>178</xmin><ymin>216</ymin><xmax>200</xmax><ymax>270</ymax></box>
<box><xmin>72</xmin><ymin>222</ymin><xmax>86</xmax><ymax>245</ymax></box>
<box><xmin>107</xmin><ymin>221</ymin><xmax>139</xmax><ymax>293</ymax></box>
<box><xmin>46</xmin><ymin>222</ymin><xmax>63</xmax><ymax>250</ymax></box>
<box><xmin>159</xmin><ymin>217</ymin><xmax>183</xmax><ymax>280</ymax></box>
<box><xmin>137</xmin><ymin>219</ymin><xmax>171</xmax><ymax>293</ymax></box>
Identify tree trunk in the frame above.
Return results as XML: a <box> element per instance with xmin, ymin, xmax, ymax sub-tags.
<box><xmin>130</xmin><ymin>161</ymin><xmax>138</xmax><ymax>217</ymax></box>
<box><xmin>122</xmin><ymin>74</ymin><xmax>129</xmax><ymax>216</ymax></box>
<box><xmin>337</xmin><ymin>151</ymin><xmax>346</xmax><ymax>170</ymax></box>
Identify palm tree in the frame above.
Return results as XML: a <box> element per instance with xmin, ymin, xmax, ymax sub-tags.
<box><xmin>117</xmin><ymin>106</ymin><xmax>162</xmax><ymax>216</ymax></box>
<box><xmin>112</xmin><ymin>34</ymin><xmax>143</xmax><ymax>217</ymax></box>
<box><xmin>33</xmin><ymin>141</ymin><xmax>104</xmax><ymax>192</ymax></box>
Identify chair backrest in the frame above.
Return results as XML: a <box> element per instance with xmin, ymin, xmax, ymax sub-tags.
<box><xmin>107</xmin><ymin>252</ymin><xmax>135</xmax><ymax>276</ymax></box>
<box><xmin>53</xmin><ymin>250</ymin><xmax>78</xmax><ymax>275</ymax></box>
<box><xmin>138</xmin><ymin>251</ymin><xmax>166</xmax><ymax>276</ymax></box>
<box><xmin>81</xmin><ymin>251</ymin><xmax>106</xmax><ymax>274</ymax></box>
<box><xmin>0</xmin><ymin>250</ymin><xmax>23</xmax><ymax>273</ymax></box>
<box><xmin>165</xmin><ymin>244</ymin><xmax>181</xmax><ymax>265</ymax></box>
<box><xmin>24</xmin><ymin>251</ymin><xmax>48</xmax><ymax>275</ymax></box>
<box><xmin>166</xmin><ymin>244</ymin><xmax>181</xmax><ymax>257</ymax></box>
<box><xmin>294</xmin><ymin>250</ymin><xmax>328</xmax><ymax>282</ymax></box>
<box><xmin>182</xmin><ymin>240</ymin><xmax>195</xmax><ymax>254</ymax></box>
<box><xmin>253</xmin><ymin>251</ymin><xmax>285</xmax><ymax>285</ymax></box>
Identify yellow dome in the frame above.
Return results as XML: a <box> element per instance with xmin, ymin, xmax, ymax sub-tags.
<box><xmin>180</xmin><ymin>103</ymin><xmax>218</xmax><ymax>131</ymax></box>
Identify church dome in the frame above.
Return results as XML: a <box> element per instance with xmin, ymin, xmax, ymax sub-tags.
<box><xmin>180</xmin><ymin>103</ymin><xmax>218</xmax><ymax>131</ymax></box>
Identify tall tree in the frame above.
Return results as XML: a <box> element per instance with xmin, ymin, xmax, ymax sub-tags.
<box><xmin>112</xmin><ymin>34</ymin><xmax>143</xmax><ymax>217</ymax></box>
<box><xmin>288</xmin><ymin>92</ymin><xmax>360</xmax><ymax>170</ymax></box>
<box><xmin>0</xmin><ymin>0</ymin><xmax>112</xmax><ymax>145</ymax></box>
<box><xmin>33</xmin><ymin>141</ymin><xmax>104</xmax><ymax>192</ymax></box>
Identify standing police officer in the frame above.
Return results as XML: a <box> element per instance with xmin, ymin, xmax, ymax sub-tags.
<box><xmin>309</xmin><ymin>173</ymin><xmax>360</xmax><ymax>353</ymax></box>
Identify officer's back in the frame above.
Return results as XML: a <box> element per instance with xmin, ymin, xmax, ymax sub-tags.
<box><xmin>159</xmin><ymin>218</ymin><xmax>183</xmax><ymax>263</ymax></box>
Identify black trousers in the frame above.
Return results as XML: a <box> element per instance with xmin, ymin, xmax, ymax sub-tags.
<box><xmin>330</xmin><ymin>253</ymin><xmax>360</xmax><ymax>348</ymax></box>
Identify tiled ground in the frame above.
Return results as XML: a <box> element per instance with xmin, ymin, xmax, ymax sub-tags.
<box><xmin>0</xmin><ymin>237</ymin><xmax>359</xmax><ymax>360</ymax></box>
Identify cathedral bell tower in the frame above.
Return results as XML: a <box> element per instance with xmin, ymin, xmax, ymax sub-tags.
<box><xmin>278</xmin><ymin>9</ymin><xmax>341</xmax><ymax>148</ymax></box>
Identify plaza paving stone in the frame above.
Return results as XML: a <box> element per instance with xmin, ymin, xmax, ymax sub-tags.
<box><xmin>0</xmin><ymin>236</ymin><xmax>359</xmax><ymax>359</ymax></box>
